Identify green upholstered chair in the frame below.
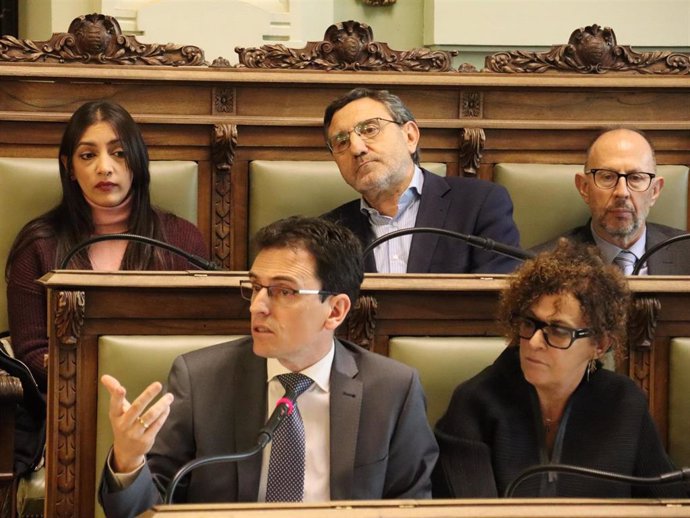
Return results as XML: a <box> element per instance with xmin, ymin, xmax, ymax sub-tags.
<box><xmin>388</xmin><ymin>336</ymin><xmax>507</xmax><ymax>428</ymax></box>
<box><xmin>93</xmin><ymin>335</ymin><xmax>242</xmax><ymax>518</ymax></box>
<box><xmin>493</xmin><ymin>164</ymin><xmax>689</xmax><ymax>249</ymax></box>
<box><xmin>247</xmin><ymin>160</ymin><xmax>446</xmax><ymax>261</ymax></box>
<box><xmin>669</xmin><ymin>338</ymin><xmax>690</xmax><ymax>468</ymax></box>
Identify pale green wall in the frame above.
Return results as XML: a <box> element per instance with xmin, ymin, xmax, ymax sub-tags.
<box><xmin>335</xmin><ymin>0</ymin><xmax>424</xmax><ymax>51</ymax></box>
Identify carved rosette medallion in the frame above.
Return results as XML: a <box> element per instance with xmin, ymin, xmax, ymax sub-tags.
<box><xmin>54</xmin><ymin>290</ymin><xmax>84</xmax><ymax>518</ymax></box>
<box><xmin>627</xmin><ymin>296</ymin><xmax>660</xmax><ymax>397</ymax></box>
<box><xmin>343</xmin><ymin>295</ymin><xmax>378</xmax><ymax>350</ymax></box>
<box><xmin>458</xmin><ymin>128</ymin><xmax>485</xmax><ymax>177</ymax></box>
<box><xmin>236</xmin><ymin>20</ymin><xmax>456</xmax><ymax>71</ymax></box>
<box><xmin>0</xmin><ymin>13</ymin><xmax>205</xmax><ymax>65</ymax></box>
<box><xmin>485</xmin><ymin>24</ymin><xmax>690</xmax><ymax>74</ymax></box>
<box><xmin>213</xmin><ymin>87</ymin><xmax>235</xmax><ymax>114</ymax></box>
<box><xmin>212</xmin><ymin>124</ymin><xmax>238</xmax><ymax>269</ymax></box>
<box><xmin>460</xmin><ymin>91</ymin><xmax>482</xmax><ymax>118</ymax></box>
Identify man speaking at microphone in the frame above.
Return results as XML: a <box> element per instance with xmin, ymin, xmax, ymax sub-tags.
<box><xmin>322</xmin><ymin>88</ymin><xmax>521</xmax><ymax>274</ymax></box>
<box><xmin>98</xmin><ymin>216</ymin><xmax>438</xmax><ymax>518</ymax></box>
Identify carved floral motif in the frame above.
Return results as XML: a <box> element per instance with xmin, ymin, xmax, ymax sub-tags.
<box><xmin>236</xmin><ymin>20</ymin><xmax>456</xmax><ymax>72</ymax></box>
<box><xmin>214</xmin><ymin>87</ymin><xmax>235</xmax><ymax>114</ymax></box>
<box><xmin>343</xmin><ymin>295</ymin><xmax>378</xmax><ymax>350</ymax></box>
<box><xmin>362</xmin><ymin>0</ymin><xmax>397</xmax><ymax>5</ymax></box>
<box><xmin>0</xmin><ymin>13</ymin><xmax>205</xmax><ymax>65</ymax></box>
<box><xmin>212</xmin><ymin>124</ymin><xmax>238</xmax><ymax>269</ymax></box>
<box><xmin>54</xmin><ymin>290</ymin><xmax>84</xmax><ymax>518</ymax></box>
<box><xmin>627</xmin><ymin>296</ymin><xmax>660</xmax><ymax>397</ymax></box>
<box><xmin>460</xmin><ymin>91</ymin><xmax>482</xmax><ymax>118</ymax></box>
<box><xmin>459</xmin><ymin>128</ymin><xmax>485</xmax><ymax>177</ymax></box>
<box><xmin>485</xmin><ymin>24</ymin><xmax>690</xmax><ymax>74</ymax></box>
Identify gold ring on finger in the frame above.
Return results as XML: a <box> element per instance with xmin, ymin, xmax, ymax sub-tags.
<box><xmin>137</xmin><ymin>416</ymin><xmax>149</xmax><ymax>430</ymax></box>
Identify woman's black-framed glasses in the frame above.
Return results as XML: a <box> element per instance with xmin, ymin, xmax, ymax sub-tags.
<box><xmin>586</xmin><ymin>169</ymin><xmax>656</xmax><ymax>192</ymax></box>
<box><xmin>512</xmin><ymin>315</ymin><xmax>592</xmax><ymax>350</ymax></box>
<box><xmin>327</xmin><ymin>117</ymin><xmax>401</xmax><ymax>154</ymax></box>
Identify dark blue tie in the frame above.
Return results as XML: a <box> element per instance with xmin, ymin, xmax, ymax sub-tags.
<box><xmin>265</xmin><ymin>373</ymin><xmax>314</xmax><ymax>502</ymax></box>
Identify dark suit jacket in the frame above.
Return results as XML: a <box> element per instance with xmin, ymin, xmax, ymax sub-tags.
<box><xmin>533</xmin><ymin>221</ymin><xmax>690</xmax><ymax>275</ymax></box>
<box><xmin>323</xmin><ymin>169</ymin><xmax>521</xmax><ymax>274</ymax></box>
<box><xmin>99</xmin><ymin>337</ymin><xmax>438</xmax><ymax>518</ymax></box>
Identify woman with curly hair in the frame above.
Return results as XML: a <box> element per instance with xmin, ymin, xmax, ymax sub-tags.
<box><xmin>434</xmin><ymin>239</ymin><xmax>686</xmax><ymax>498</ymax></box>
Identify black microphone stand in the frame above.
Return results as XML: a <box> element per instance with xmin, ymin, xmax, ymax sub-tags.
<box><xmin>163</xmin><ymin>444</ymin><xmax>263</xmax><ymax>504</ymax></box>
<box><xmin>59</xmin><ymin>233</ymin><xmax>222</xmax><ymax>271</ymax></box>
<box><xmin>632</xmin><ymin>233</ymin><xmax>690</xmax><ymax>275</ymax></box>
<box><xmin>362</xmin><ymin>227</ymin><xmax>535</xmax><ymax>262</ymax></box>
<box><xmin>504</xmin><ymin>463</ymin><xmax>690</xmax><ymax>497</ymax></box>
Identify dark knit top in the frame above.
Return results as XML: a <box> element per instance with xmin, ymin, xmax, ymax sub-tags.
<box><xmin>7</xmin><ymin>211</ymin><xmax>207</xmax><ymax>391</ymax></box>
<box><xmin>434</xmin><ymin>346</ymin><xmax>688</xmax><ymax>498</ymax></box>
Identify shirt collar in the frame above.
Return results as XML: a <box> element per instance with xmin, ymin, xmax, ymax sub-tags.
<box><xmin>359</xmin><ymin>165</ymin><xmax>423</xmax><ymax>219</ymax></box>
<box><xmin>590</xmin><ymin>222</ymin><xmax>647</xmax><ymax>263</ymax></box>
<box><xmin>266</xmin><ymin>340</ymin><xmax>334</xmax><ymax>393</ymax></box>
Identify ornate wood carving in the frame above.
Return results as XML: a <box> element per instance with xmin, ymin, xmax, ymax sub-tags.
<box><xmin>362</xmin><ymin>0</ymin><xmax>397</xmax><ymax>4</ymax></box>
<box><xmin>212</xmin><ymin>124</ymin><xmax>238</xmax><ymax>269</ymax></box>
<box><xmin>54</xmin><ymin>291</ymin><xmax>84</xmax><ymax>518</ymax></box>
<box><xmin>627</xmin><ymin>296</ymin><xmax>661</xmax><ymax>397</ymax></box>
<box><xmin>213</xmin><ymin>87</ymin><xmax>235</xmax><ymax>114</ymax></box>
<box><xmin>343</xmin><ymin>295</ymin><xmax>378</xmax><ymax>351</ymax></box>
<box><xmin>485</xmin><ymin>24</ymin><xmax>690</xmax><ymax>74</ymax></box>
<box><xmin>460</xmin><ymin>90</ymin><xmax>482</xmax><ymax>118</ymax></box>
<box><xmin>0</xmin><ymin>13</ymin><xmax>204</xmax><ymax>65</ymax></box>
<box><xmin>236</xmin><ymin>20</ymin><xmax>456</xmax><ymax>72</ymax></box>
<box><xmin>459</xmin><ymin>128</ymin><xmax>485</xmax><ymax>177</ymax></box>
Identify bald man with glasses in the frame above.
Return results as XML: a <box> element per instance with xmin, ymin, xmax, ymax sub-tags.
<box><xmin>322</xmin><ymin>88</ymin><xmax>521</xmax><ymax>274</ymax></box>
<box><xmin>534</xmin><ymin>128</ymin><xmax>690</xmax><ymax>275</ymax></box>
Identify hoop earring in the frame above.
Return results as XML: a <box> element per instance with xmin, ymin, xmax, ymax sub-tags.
<box><xmin>586</xmin><ymin>358</ymin><xmax>597</xmax><ymax>382</ymax></box>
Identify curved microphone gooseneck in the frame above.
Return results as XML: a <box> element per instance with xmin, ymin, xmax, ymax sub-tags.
<box><xmin>59</xmin><ymin>233</ymin><xmax>222</xmax><ymax>271</ymax></box>
<box><xmin>631</xmin><ymin>233</ymin><xmax>690</xmax><ymax>275</ymax></box>
<box><xmin>362</xmin><ymin>227</ymin><xmax>535</xmax><ymax>262</ymax></box>
<box><xmin>163</xmin><ymin>390</ymin><xmax>297</xmax><ymax>504</ymax></box>
<box><xmin>504</xmin><ymin>463</ymin><xmax>690</xmax><ymax>497</ymax></box>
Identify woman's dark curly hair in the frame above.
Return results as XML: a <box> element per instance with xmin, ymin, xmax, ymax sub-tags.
<box><xmin>498</xmin><ymin>239</ymin><xmax>631</xmax><ymax>363</ymax></box>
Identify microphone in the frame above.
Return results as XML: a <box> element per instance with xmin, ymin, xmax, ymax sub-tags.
<box><xmin>504</xmin><ymin>463</ymin><xmax>690</xmax><ymax>497</ymax></box>
<box><xmin>632</xmin><ymin>233</ymin><xmax>690</xmax><ymax>275</ymax></box>
<box><xmin>163</xmin><ymin>391</ymin><xmax>296</xmax><ymax>504</ymax></box>
<box><xmin>362</xmin><ymin>227</ymin><xmax>535</xmax><ymax>262</ymax></box>
<box><xmin>58</xmin><ymin>233</ymin><xmax>222</xmax><ymax>271</ymax></box>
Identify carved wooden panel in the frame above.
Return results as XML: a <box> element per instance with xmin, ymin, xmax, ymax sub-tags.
<box><xmin>54</xmin><ymin>291</ymin><xmax>84</xmax><ymax>518</ymax></box>
<box><xmin>212</xmin><ymin>124</ymin><xmax>238</xmax><ymax>269</ymax></box>
<box><xmin>236</xmin><ymin>20</ymin><xmax>456</xmax><ymax>72</ymax></box>
<box><xmin>459</xmin><ymin>128</ymin><xmax>485</xmax><ymax>177</ymax></box>
<box><xmin>485</xmin><ymin>24</ymin><xmax>690</xmax><ymax>74</ymax></box>
<box><xmin>341</xmin><ymin>295</ymin><xmax>378</xmax><ymax>351</ymax></box>
<box><xmin>627</xmin><ymin>295</ymin><xmax>661</xmax><ymax>398</ymax></box>
<box><xmin>0</xmin><ymin>13</ymin><xmax>204</xmax><ymax>65</ymax></box>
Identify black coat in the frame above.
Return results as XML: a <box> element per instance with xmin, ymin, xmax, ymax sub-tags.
<box><xmin>434</xmin><ymin>346</ymin><xmax>688</xmax><ymax>498</ymax></box>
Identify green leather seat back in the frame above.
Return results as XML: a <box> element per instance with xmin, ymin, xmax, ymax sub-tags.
<box><xmin>388</xmin><ymin>336</ymin><xmax>506</xmax><ymax>428</ymax></box>
<box><xmin>94</xmin><ymin>335</ymin><xmax>242</xmax><ymax>518</ymax></box>
<box><xmin>0</xmin><ymin>158</ymin><xmax>199</xmax><ymax>331</ymax></box>
<box><xmin>669</xmin><ymin>337</ymin><xmax>690</xmax><ymax>467</ymax></box>
<box><xmin>248</xmin><ymin>161</ymin><xmax>447</xmax><ymax>262</ymax></box>
<box><xmin>494</xmin><ymin>163</ymin><xmax>689</xmax><ymax>249</ymax></box>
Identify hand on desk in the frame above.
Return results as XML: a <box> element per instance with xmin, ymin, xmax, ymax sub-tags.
<box><xmin>101</xmin><ymin>374</ymin><xmax>174</xmax><ymax>473</ymax></box>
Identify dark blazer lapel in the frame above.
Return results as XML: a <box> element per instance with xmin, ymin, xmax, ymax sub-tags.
<box><xmin>335</xmin><ymin>202</ymin><xmax>377</xmax><ymax>272</ymax></box>
<box><xmin>407</xmin><ymin>170</ymin><xmax>451</xmax><ymax>272</ymax></box>
<box><xmin>645</xmin><ymin>224</ymin><xmax>675</xmax><ymax>274</ymax></box>
<box><xmin>329</xmin><ymin>339</ymin><xmax>362</xmax><ymax>500</ymax></box>
<box><xmin>235</xmin><ymin>344</ymin><xmax>267</xmax><ymax>501</ymax></box>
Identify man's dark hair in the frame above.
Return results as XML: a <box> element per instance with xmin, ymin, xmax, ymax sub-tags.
<box><xmin>253</xmin><ymin>216</ymin><xmax>364</xmax><ymax>303</ymax></box>
<box><xmin>323</xmin><ymin>88</ymin><xmax>420</xmax><ymax>164</ymax></box>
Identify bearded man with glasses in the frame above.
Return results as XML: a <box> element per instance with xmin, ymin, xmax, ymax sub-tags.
<box><xmin>322</xmin><ymin>88</ymin><xmax>521</xmax><ymax>274</ymax></box>
<box><xmin>534</xmin><ymin>128</ymin><xmax>690</xmax><ymax>275</ymax></box>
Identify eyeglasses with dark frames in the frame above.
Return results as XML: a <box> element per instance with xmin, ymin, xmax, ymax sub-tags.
<box><xmin>512</xmin><ymin>315</ymin><xmax>592</xmax><ymax>350</ymax></box>
<box><xmin>326</xmin><ymin>117</ymin><xmax>401</xmax><ymax>154</ymax></box>
<box><xmin>586</xmin><ymin>169</ymin><xmax>656</xmax><ymax>192</ymax></box>
<box><xmin>239</xmin><ymin>280</ymin><xmax>334</xmax><ymax>304</ymax></box>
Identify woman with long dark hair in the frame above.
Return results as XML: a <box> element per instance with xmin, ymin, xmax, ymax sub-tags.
<box><xmin>6</xmin><ymin>101</ymin><xmax>206</xmax><ymax>391</ymax></box>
